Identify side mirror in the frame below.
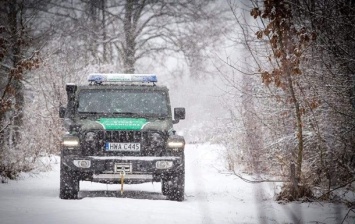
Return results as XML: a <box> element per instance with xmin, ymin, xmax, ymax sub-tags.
<box><xmin>173</xmin><ymin>107</ymin><xmax>185</xmax><ymax>124</ymax></box>
<box><xmin>59</xmin><ymin>106</ymin><xmax>66</xmax><ymax>118</ymax></box>
<box><xmin>66</xmin><ymin>83</ymin><xmax>77</xmax><ymax>93</ymax></box>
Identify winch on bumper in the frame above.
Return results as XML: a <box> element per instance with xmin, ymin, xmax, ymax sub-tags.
<box><xmin>61</xmin><ymin>155</ymin><xmax>184</xmax><ymax>184</ymax></box>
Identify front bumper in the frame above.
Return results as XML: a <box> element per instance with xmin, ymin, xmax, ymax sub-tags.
<box><xmin>62</xmin><ymin>155</ymin><xmax>183</xmax><ymax>183</ymax></box>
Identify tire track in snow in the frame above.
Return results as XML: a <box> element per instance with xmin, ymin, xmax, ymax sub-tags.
<box><xmin>185</xmin><ymin>144</ymin><xmax>215</xmax><ymax>224</ymax></box>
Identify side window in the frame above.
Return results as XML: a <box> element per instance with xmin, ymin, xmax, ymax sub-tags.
<box><xmin>78</xmin><ymin>91</ymin><xmax>105</xmax><ymax>112</ymax></box>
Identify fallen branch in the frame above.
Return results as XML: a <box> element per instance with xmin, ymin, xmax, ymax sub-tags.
<box><xmin>341</xmin><ymin>207</ymin><xmax>355</xmax><ymax>224</ymax></box>
<box><xmin>317</xmin><ymin>179</ymin><xmax>355</xmax><ymax>200</ymax></box>
<box><xmin>232</xmin><ymin>169</ymin><xmax>289</xmax><ymax>184</ymax></box>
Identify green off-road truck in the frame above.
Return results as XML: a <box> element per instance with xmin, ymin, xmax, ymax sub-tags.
<box><xmin>59</xmin><ymin>74</ymin><xmax>186</xmax><ymax>201</ymax></box>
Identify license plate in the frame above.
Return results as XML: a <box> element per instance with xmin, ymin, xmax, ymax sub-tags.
<box><xmin>105</xmin><ymin>143</ymin><xmax>140</xmax><ymax>152</ymax></box>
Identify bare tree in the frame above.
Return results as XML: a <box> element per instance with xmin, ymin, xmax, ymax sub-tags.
<box><xmin>219</xmin><ymin>0</ymin><xmax>355</xmax><ymax>204</ymax></box>
<box><xmin>48</xmin><ymin>0</ymin><xmax>226</xmax><ymax>75</ymax></box>
<box><xmin>0</xmin><ymin>0</ymin><xmax>45</xmax><ymax>178</ymax></box>
<box><xmin>289</xmin><ymin>0</ymin><xmax>355</xmax><ymax>199</ymax></box>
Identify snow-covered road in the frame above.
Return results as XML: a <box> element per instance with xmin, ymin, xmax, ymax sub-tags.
<box><xmin>0</xmin><ymin>144</ymin><xmax>353</xmax><ymax>224</ymax></box>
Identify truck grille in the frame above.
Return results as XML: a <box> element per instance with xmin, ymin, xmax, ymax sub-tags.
<box><xmin>81</xmin><ymin>130</ymin><xmax>165</xmax><ymax>156</ymax></box>
<box><xmin>99</xmin><ymin>130</ymin><xmax>143</xmax><ymax>143</ymax></box>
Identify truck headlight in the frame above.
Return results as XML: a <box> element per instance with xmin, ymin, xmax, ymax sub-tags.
<box><xmin>167</xmin><ymin>135</ymin><xmax>185</xmax><ymax>151</ymax></box>
<box><xmin>167</xmin><ymin>141</ymin><xmax>185</xmax><ymax>148</ymax></box>
<box><xmin>62</xmin><ymin>136</ymin><xmax>80</xmax><ymax>148</ymax></box>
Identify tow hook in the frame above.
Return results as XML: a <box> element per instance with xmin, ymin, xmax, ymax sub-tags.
<box><xmin>120</xmin><ymin>170</ymin><xmax>125</xmax><ymax>195</ymax></box>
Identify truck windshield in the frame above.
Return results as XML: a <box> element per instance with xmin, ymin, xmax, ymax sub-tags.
<box><xmin>77</xmin><ymin>89</ymin><xmax>169</xmax><ymax>117</ymax></box>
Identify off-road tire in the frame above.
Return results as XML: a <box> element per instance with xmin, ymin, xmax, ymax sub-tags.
<box><xmin>166</xmin><ymin>170</ymin><xmax>185</xmax><ymax>202</ymax></box>
<box><xmin>161</xmin><ymin>178</ymin><xmax>170</xmax><ymax>196</ymax></box>
<box><xmin>59</xmin><ymin>160</ymin><xmax>79</xmax><ymax>199</ymax></box>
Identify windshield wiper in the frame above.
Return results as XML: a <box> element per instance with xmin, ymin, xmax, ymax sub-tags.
<box><xmin>139</xmin><ymin>113</ymin><xmax>167</xmax><ymax>120</ymax></box>
<box><xmin>113</xmin><ymin>112</ymin><xmax>166</xmax><ymax>119</ymax></box>
<box><xmin>112</xmin><ymin>112</ymin><xmax>137</xmax><ymax>115</ymax></box>
<box><xmin>112</xmin><ymin>112</ymin><xmax>145</xmax><ymax>117</ymax></box>
<box><xmin>78</xmin><ymin>111</ymin><xmax>100</xmax><ymax>119</ymax></box>
<box><xmin>79</xmin><ymin>111</ymin><xmax>99</xmax><ymax>114</ymax></box>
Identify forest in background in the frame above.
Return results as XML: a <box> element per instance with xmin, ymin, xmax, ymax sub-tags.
<box><xmin>0</xmin><ymin>0</ymin><xmax>354</xmax><ymax>204</ymax></box>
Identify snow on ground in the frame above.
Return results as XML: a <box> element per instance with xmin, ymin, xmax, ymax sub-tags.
<box><xmin>0</xmin><ymin>144</ymin><xmax>354</xmax><ymax>224</ymax></box>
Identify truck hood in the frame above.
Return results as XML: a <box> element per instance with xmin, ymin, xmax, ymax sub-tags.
<box><xmin>78</xmin><ymin>117</ymin><xmax>172</xmax><ymax>132</ymax></box>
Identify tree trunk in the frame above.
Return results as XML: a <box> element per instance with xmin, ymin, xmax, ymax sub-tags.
<box><xmin>285</xmin><ymin>72</ymin><xmax>304</xmax><ymax>180</ymax></box>
<box><xmin>101</xmin><ymin>0</ymin><xmax>107</xmax><ymax>63</ymax></box>
<box><xmin>242</xmin><ymin>73</ymin><xmax>263</xmax><ymax>174</ymax></box>
<box><xmin>9</xmin><ymin>0</ymin><xmax>24</xmax><ymax>149</ymax></box>
<box><xmin>123</xmin><ymin>0</ymin><xmax>136</xmax><ymax>73</ymax></box>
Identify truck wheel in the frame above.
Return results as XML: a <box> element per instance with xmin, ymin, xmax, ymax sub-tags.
<box><xmin>167</xmin><ymin>170</ymin><xmax>185</xmax><ymax>202</ymax></box>
<box><xmin>59</xmin><ymin>161</ymin><xmax>79</xmax><ymax>199</ymax></box>
<box><xmin>161</xmin><ymin>178</ymin><xmax>170</xmax><ymax>196</ymax></box>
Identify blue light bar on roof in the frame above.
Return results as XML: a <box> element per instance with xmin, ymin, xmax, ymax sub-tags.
<box><xmin>88</xmin><ymin>73</ymin><xmax>157</xmax><ymax>83</ymax></box>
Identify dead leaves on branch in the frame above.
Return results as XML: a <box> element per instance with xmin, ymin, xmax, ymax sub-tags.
<box><xmin>252</xmin><ymin>0</ymin><xmax>316</xmax><ymax>91</ymax></box>
<box><xmin>261</xmin><ymin>67</ymin><xmax>303</xmax><ymax>89</ymax></box>
<box><xmin>0</xmin><ymin>99</ymin><xmax>12</xmax><ymax>114</ymax></box>
<box><xmin>0</xmin><ymin>53</ymin><xmax>41</xmax><ymax>116</ymax></box>
<box><xmin>261</xmin><ymin>69</ymin><xmax>286</xmax><ymax>89</ymax></box>
<box><xmin>250</xmin><ymin>7</ymin><xmax>261</xmax><ymax>19</ymax></box>
<box><xmin>254</xmin><ymin>0</ymin><xmax>321</xmax><ymax>120</ymax></box>
<box><xmin>9</xmin><ymin>57</ymin><xmax>41</xmax><ymax>80</ymax></box>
